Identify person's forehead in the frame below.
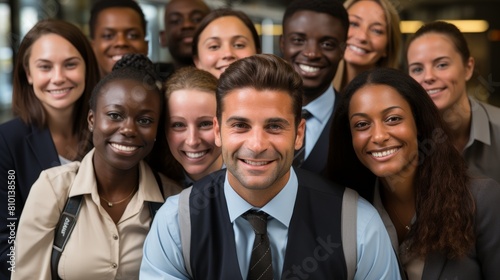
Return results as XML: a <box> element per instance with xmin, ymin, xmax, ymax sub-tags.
<box><xmin>221</xmin><ymin>88</ymin><xmax>294</xmax><ymax>111</ymax></box>
<box><xmin>96</xmin><ymin>7</ymin><xmax>143</xmax><ymax>25</ymax></box>
<box><xmin>283</xmin><ymin>10</ymin><xmax>344</xmax><ymax>34</ymax></box>
<box><xmin>165</xmin><ymin>0</ymin><xmax>208</xmax><ymax>16</ymax></box>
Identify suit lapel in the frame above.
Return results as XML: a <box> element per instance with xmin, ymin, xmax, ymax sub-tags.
<box><xmin>26</xmin><ymin>126</ymin><xmax>60</xmax><ymax>169</ymax></box>
<box><xmin>302</xmin><ymin>111</ymin><xmax>334</xmax><ymax>173</ymax></box>
<box><xmin>422</xmin><ymin>252</ymin><xmax>447</xmax><ymax>279</ymax></box>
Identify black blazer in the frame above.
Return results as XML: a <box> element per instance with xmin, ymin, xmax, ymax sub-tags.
<box><xmin>300</xmin><ymin>89</ymin><xmax>341</xmax><ymax>174</ymax></box>
<box><xmin>0</xmin><ymin>118</ymin><xmax>60</xmax><ymax>278</ymax></box>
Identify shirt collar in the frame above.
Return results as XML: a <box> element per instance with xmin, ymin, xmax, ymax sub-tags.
<box><xmin>68</xmin><ymin>148</ymin><xmax>164</xmax><ymax>203</ymax></box>
<box><xmin>225</xmin><ymin>168</ymin><xmax>298</xmax><ymax>228</ymax></box>
<box><xmin>303</xmin><ymin>86</ymin><xmax>335</xmax><ymax>124</ymax></box>
<box><xmin>68</xmin><ymin>148</ymin><xmax>97</xmax><ymax>198</ymax></box>
<box><xmin>181</xmin><ymin>170</ymin><xmax>196</xmax><ymax>188</ymax></box>
<box><xmin>467</xmin><ymin>97</ymin><xmax>491</xmax><ymax>148</ymax></box>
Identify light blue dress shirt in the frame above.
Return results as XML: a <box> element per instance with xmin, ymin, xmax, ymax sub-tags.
<box><xmin>302</xmin><ymin>86</ymin><xmax>335</xmax><ymax>159</ymax></box>
<box><xmin>140</xmin><ymin>168</ymin><xmax>401</xmax><ymax>279</ymax></box>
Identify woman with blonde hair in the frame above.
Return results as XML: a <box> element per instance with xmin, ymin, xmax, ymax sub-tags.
<box><xmin>333</xmin><ymin>0</ymin><xmax>402</xmax><ymax>91</ymax></box>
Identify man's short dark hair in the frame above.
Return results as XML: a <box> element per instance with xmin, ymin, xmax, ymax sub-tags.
<box><xmin>216</xmin><ymin>54</ymin><xmax>303</xmax><ymax>127</ymax></box>
<box><xmin>282</xmin><ymin>0</ymin><xmax>349</xmax><ymax>34</ymax></box>
<box><xmin>89</xmin><ymin>0</ymin><xmax>147</xmax><ymax>39</ymax></box>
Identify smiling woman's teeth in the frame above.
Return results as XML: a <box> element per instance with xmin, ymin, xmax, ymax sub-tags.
<box><xmin>371</xmin><ymin>148</ymin><xmax>398</xmax><ymax>158</ymax></box>
<box><xmin>185</xmin><ymin>151</ymin><xmax>207</xmax><ymax>159</ymax></box>
<box><xmin>426</xmin><ymin>89</ymin><xmax>442</xmax><ymax>95</ymax></box>
<box><xmin>111</xmin><ymin>143</ymin><xmax>138</xmax><ymax>152</ymax></box>
<box><xmin>348</xmin><ymin>45</ymin><xmax>367</xmax><ymax>54</ymax></box>
<box><xmin>49</xmin><ymin>88</ymin><xmax>69</xmax><ymax>94</ymax></box>
<box><xmin>112</xmin><ymin>55</ymin><xmax>123</xmax><ymax>61</ymax></box>
<box><xmin>244</xmin><ymin>159</ymin><xmax>269</xmax><ymax>166</ymax></box>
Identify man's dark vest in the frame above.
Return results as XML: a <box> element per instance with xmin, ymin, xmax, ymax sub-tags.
<box><xmin>188</xmin><ymin>169</ymin><xmax>348</xmax><ymax>280</ymax></box>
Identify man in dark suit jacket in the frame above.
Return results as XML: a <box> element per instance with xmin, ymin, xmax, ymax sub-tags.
<box><xmin>0</xmin><ymin>118</ymin><xmax>61</xmax><ymax>277</ymax></box>
<box><xmin>280</xmin><ymin>0</ymin><xmax>349</xmax><ymax>174</ymax></box>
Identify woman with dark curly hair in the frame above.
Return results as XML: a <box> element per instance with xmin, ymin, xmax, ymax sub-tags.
<box><xmin>326</xmin><ymin>67</ymin><xmax>500</xmax><ymax>279</ymax></box>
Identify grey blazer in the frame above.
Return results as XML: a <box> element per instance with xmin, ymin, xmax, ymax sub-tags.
<box><xmin>463</xmin><ymin>98</ymin><xmax>500</xmax><ymax>184</ymax></box>
<box><xmin>421</xmin><ymin>177</ymin><xmax>500</xmax><ymax>279</ymax></box>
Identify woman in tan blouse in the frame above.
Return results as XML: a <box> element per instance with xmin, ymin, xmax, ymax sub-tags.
<box><xmin>13</xmin><ymin>54</ymin><xmax>181</xmax><ymax>279</ymax></box>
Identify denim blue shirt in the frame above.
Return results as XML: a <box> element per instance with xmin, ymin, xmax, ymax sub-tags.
<box><xmin>140</xmin><ymin>168</ymin><xmax>401</xmax><ymax>279</ymax></box>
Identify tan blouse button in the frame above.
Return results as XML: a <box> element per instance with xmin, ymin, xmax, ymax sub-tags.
<box><xmin>113</xmin><ymin>234</ymin><xmax>118</xmax><ymax>240</ymax></box>
<box><xmin>112</xmin><ymin>263</ymin><xmax>118</xmax><ymax>269</ymax></box>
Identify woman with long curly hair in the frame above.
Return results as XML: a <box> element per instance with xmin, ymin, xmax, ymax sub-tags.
<box><xmin>326</xmin><ymin>67</ymin><xmax>500</xmax><ymax>279</ymax></box>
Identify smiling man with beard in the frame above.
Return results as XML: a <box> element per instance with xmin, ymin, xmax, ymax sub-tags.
<box><xmin>280</xmin><ymin>0</ymin><xmax>348</xmax><ymax>174</ymax></box>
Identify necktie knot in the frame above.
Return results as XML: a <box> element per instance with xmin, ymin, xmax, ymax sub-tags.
<box><xmin>301</xmin><ymin>109</ymin><xmax>313</xmax><ymax>120</ymax></box>
<box><xmin>243</xmin><ymin>210</ymin><xmax>269</xmax><ymax>235</ymax></box>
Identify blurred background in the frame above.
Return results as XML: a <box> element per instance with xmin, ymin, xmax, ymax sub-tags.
<box><xmin>1</xmin><ymin>0</ymin><xmax>499</xmax><ymax>123</ymax></box>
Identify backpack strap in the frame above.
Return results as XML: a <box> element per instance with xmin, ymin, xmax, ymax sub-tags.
<box><xmin>51</xmin><ymin>195</ymin><xmax>84</xmax><ymax>280</ymax></box>
<box><xmin>178</xmin><ymin>186</ymin><xmax>193</xmax><ymax>278</ymax></box>
<box><xmin>342</xmin><ymin>187</ymin><xmax>358</xmax><ymax>280</ymax></box>
<box><xmin>149</xmin><ymin>170</ymin><xmax>165</xmax><ymax>220</ymax></box>
<box><xmin>50</xmin><ymin>169</ymin><xmax>164</xmax><ymax>280</ymax></box>
<box><xmin>152</xmin><ymin>170</ymin><xmax>165</xmax><ymax>198</ymax></box>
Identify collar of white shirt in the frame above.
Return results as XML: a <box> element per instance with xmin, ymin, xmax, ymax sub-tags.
<box><xmin>224</xmin><ymin>168</ymin><xmax>298</xmax><ymax>228</ymax></box>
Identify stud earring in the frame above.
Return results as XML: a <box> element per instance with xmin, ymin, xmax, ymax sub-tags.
<box><xmin>89</xmin><ymin>126</ymin><xmax>93</xmax><ymax>132</ymax></box>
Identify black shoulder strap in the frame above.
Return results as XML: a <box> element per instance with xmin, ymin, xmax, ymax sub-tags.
<box><xmin>152</xmin><ymin>170</ymin><xmax>165</xmax><ymax>198</ymax></box>
<box><xmin>50</xmin><ymin>171</ymin><xmax>164</xmax><ymax>279</ymax></box>
<box><xmin>149</xmin><ymin>170</ymin><xmax>164</xmax><ymax>220</ymax></box>
<box><xmin>51</xmin><ymin>195</ymin><xmax>84</xmax><ymax>280</ymax></box>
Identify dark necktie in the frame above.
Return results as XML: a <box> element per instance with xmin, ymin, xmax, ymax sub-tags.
<box><xmin>293</xmin><ymin>109</ymin><xmax>313</xmax><ymax>167</ymax></box>
<box><xmin>243</xmin><ymin>210</ymin><xmax>273</xmax><ymax>280</ymax></box>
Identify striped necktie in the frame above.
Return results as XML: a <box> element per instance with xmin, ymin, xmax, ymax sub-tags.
<box><xmin>243</xmin><ymin>210</ymin><xmax>273</xmax><ymax>280</ymax></box>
